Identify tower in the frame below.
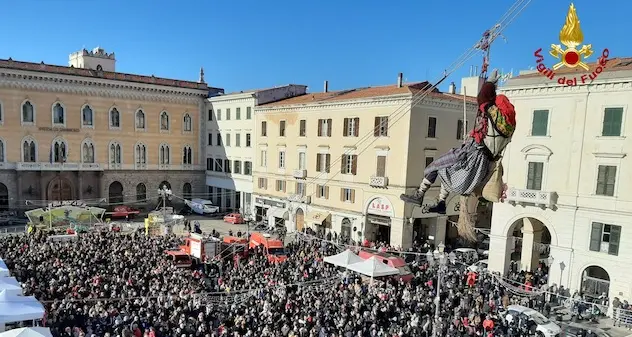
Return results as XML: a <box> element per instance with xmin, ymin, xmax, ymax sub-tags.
<box><xmin>69</xmin><ymin>47</ymin><xmax>116</xmax><ymax>72</ymax></box>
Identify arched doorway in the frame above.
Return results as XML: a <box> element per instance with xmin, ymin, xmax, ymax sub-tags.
<box><xmin>108</xmin><ymin>181</ymin><xmax>124</xmax><ymax>204</ymax></box>
<box><xmin>48</xmin><ymin>177</ymin><xmax>73</xmax><ymax>201</ymax></box>
<box><xmin>295</xmin><ymin>208</ymin><xmax>304</xmax><ymax>232</ymax></box>
<box><xmin>182</xmin><ymin>183</ymin><xmax>192</xmax><ymax>200</ymax></box>
<box><xmin>582</xmin><ymin>266</ymin><xmax>610</xmax><ymax>300</ymax></box>
<box><xmin>341</xmin><ymin>218</ymin><xmax>352</xmax><ymax>240</ymax></box>
<box><xmin>0</xmin><ymin>183</ymin><xmax>8</xmax><ymax>211</ymax></box>
<box><xmin>507</xmin><ymin>217</ymin><xmax>552</xmax><ymax>272</ymax></box>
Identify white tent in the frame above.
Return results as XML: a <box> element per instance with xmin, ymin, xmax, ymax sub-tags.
<box><xmin>0</xmin><ymin>291</ymin><xmax>45</xmax><ymax>324</ymax></box>
<box><xmin>0</xmin><ymin>260</ymin><xmax>9</xmax><ymax>278</ymax></box>
<box><xmin>347</xmin><ymin>256</ymin><xmax>400</xmax><ymax>278</ymax></box>
<box><xmin>0</xmin><ymin>278</ymin><xmax>22</xmax><ymax>296</ymax></box>
<box><xmin>0</xmin><ymin>327</ymin><xmax>52</xmax><ymax>337</ymax></box>
<box><xmin>323</xmin><ymin>249</ymin><xmax>364</xmax><ymax>268</ymax></box>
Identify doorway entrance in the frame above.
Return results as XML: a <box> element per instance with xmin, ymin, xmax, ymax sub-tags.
<box><xmin>0</xmin><ymin>183</ymin><xmax>8</xmax><ymax>211</ymax></box>
<box><xmin>582</xmin><ymin>266</ymin><xmax>610</xmax><ymax>300</ymax></box>
<box><xmin>295</xmin><ymin>208</ymin><xmax>304</xmax><ymax>232</ymax></box>
<box><xmin>48</xmin><ymin>177</ymin><xmax>73</xmax><ymax>201</ymax></box>
<box><xmin>108</xmin><ymin>181</ymin><xmax>124</xmax><ymax>204</ymax></box>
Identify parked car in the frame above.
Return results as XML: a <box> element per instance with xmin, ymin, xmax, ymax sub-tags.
<box><xmin>224</xmin><ymin>213</ymin><xmax>245</xmax><ymax>224</ymax></box>
<box><xmin>467</xmin><ymin>259</ymin><xmax>488</xmax><ymax>273</ymax></box>
<box><xmin>453</xmin><ymin>248</ymin><xmax>479</xmax><ymax>264</ymax></box>
<box><xmin>505</xmin><ymin>305</ymin><xmax>561</xmax><ymax>337</ymax></box>
<box><xmin>105</xmin><ymin>205</ymin><xmax>140</xmax><ymax>219</ymax></box>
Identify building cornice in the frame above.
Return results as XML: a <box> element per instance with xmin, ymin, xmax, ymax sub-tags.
<box><xmin>501</xmin><ymin>79</ymin><xmax>632</xmax><ymax>97</ymax></box>
<box><xmin>0</xmin><ymin>68</ymin><xmax>207</xmax><ymax>105</ymax></box>
<box><xmin>207</xmin><ymin>94</ymin><xmax>255</xmax><ymax>104</ymax></box>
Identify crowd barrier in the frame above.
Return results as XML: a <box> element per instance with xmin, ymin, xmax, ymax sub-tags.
<box><xmin>613</xmin><ymin>307</ymin><xmax>632</xmax><ymax>329</ymax></box>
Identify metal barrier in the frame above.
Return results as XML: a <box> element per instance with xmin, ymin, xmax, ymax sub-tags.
<box><xmin>613</xmin><ymin>307</ymin><xmax>632</xmax><ymax>329</ymax></box>
<box><xmin>0</xmin><ymin>225</ymin><xmax>26</xmax><ymax>235</ymax></box>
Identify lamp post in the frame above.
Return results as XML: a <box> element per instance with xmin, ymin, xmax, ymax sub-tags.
<box><xmin>157</xmin><ymin>185</ymin><xmax>173</xmax><ymax>224</ymax></box>
<box><xmin>426</xmin><ymin>243</ymin><xmax>457</xmax><ymax>337</ymax></box>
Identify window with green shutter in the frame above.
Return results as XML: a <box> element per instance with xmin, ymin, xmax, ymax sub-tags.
<box><xmin>527</xmin><ymin>162</ymin><xmax>544</xmax><ymax>190</ymax></box>
<box><xmin>596</xmin><ymin>165</ymin><xmax>617</xmax><ymax>196</ymax></box>
<box><xmin>531</xmin><ymin>110</ymin><xmax>549</xmax><ymax>136</ymax></box>
<box><xmin>589</xmin><ymin>222</ymin><xmax>621</xmax><ymax>256</ymax></box>
<box><xmin>602</xmin><ymin>107</ymin><xmax>623</xmax><ymax>136</ymax></box>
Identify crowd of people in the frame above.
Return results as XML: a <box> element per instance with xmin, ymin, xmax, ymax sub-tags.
<box><xmin>0</xmin><ymin>225</ymin><xmax>597</xmax><ymax>337</ymax></box>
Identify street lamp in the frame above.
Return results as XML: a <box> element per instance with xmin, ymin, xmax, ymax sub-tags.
<box><xmin>426</xmin><ymin>243</ymin><xmax>457</xmax><ymax>337</ymax></box>
<box><xmin>157</xmin><ymin>185</ymin><xmax>173</xmax><ymax>223</ymax></box>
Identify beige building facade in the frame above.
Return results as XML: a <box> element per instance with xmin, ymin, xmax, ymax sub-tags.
<box><xmin>0</xmin><ymin>48</ymin><xmax>217</xmax><ymax>211</ymax></box>
<box><xmin>252</xmin><ymin>76</ymin><xmax>477</xmax><ymax>248</ymax></box>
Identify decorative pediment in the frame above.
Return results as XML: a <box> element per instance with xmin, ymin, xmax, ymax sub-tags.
<box><xmin>521</xmin><ymin>144</ymin><xmax>553</xmax><ymax>161</ymax></box>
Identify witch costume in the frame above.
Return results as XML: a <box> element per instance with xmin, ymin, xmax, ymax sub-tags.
<box><xmin>400</xmin><ymin>71</ymin><xmax>516</xmax><ymax>212</ymax></box>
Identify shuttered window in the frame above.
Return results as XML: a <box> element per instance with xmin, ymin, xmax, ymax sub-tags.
<box><xmin>602</xmin><ymin>107</ymin><xmax>623</xmax><ymax>136</ymax></box>
<box><xmin>374</xmin><ymin>116</ymin><xmax>389</xmax><ymax>137</ymax></box>
<box><xmin>341</xmin><ymin>155</ymin><xmax>357</xmax><ymax>175</ymax></box>
<box><xmin>531</xmin><ymin>110</ymin><xmax>549</xmax><ymax>136</ymax></box>
<box><xmin>318</xmin><ymin>119</ymin><xmax>332</xmax><ymax>137</ymax></box>
<box><xmin>299</xmin><ymin>120</ymin><xmax>306</xmax><ymax>137</ymax></box>
<box><xmin>343</xmin><ymin>117</ymin><xmax>360</xmax><ymax>137</ymax></box>
<box><xmin>316</xmin><ymin>153</ymin><xmax>330</xmax><ymax>173</ymax></box>
<box><xmin>376</xmin><ymin>155</ymin><xmax>386</xmax><ymax>177</ymax></box>
<box><xmin>596</xmin><ymin>165</ymin><xmax>616</xmax><ymax>196</ymax></box>
<box><xmin>590</xmin><ymin>222</ymin><xmax>621</xmax><ymax>256</ymax></box>
<box><xmin>427</xmin><ymin>117</ymin><xmax>437</xmax><ymax>138</ymax></box>
<box><xmin>340</xmin><ymin>188</ymin><xmax>355</xmax><ymax>202</ymax></box>
<box><xmin>457</xmin><ymin>120</ymin><xmax>464</xmax><ymax>140</ymax></box>
<box><xmin>527</xmin><ymin>162</ymin><xmax>544</xmax><ymax>190</ymax></box>
<box><xmin>261</xmin><ymin>121</ymin><xmax>267</xmax><ymax>136</ymax></box>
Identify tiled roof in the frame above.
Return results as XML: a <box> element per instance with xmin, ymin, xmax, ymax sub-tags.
<box><xmin>0</xmin><ymin>58</ymin><xmax>209</xmax><ymax>90</ymax></box>
<box><xmin>259</xmin><ymin>81</ymin><xmax>476</xmax><ymax>107</ymax></box>
<box><xmin>225</xmin><ymin>84</ymin><xmax>307</xmax><ymax>95</ymax></box>
<box><xmin>514</xmin><ymin>57</ymin><xmax>632</xmax><ymax>79</ymax></box>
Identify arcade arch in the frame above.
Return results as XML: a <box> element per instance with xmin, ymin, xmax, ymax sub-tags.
<box><xmin>505</xmin><ymin>217</ymin><xmax>553</xmax><ymax>272</ymax></box>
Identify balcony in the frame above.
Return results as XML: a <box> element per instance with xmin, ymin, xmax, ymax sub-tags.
<box><xmin>369</xmin><ymin>176</ymin><xmax>389</xmax><ymax>188</ymax></box>
<box><xmin>506</xmin><ymin>188</ymin><xmax>556</xmax><ymax>208</ymax></box>
<box><xmin>287</xmin><ymin>194</ymin><xmax>311</xmax><ymax>204</ymax></box>
<box><xmin>293</xmin><ymin>169</ymin><xmax>307</xmax><ymax>179</ymax></box>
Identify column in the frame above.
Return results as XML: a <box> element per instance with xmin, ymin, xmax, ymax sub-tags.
<box><xmin>488</xmin><ymin>234</ymin><xmax>513</xmax><ymax>275</ymax></box>
<box><xmin>434</xmin><ymin>216</ymin><xmax>447</xmax><ymax>245</ymax></box>
<box><xmin>520</xmin><ymin>226</ymin><xmax>543</xmax><ymax>272</ymax></box>
<box><xmin>16</xmin><ymin>172</ymin><xmax>23</xmax><ymax>206</ymax></box>
<box><xmin>389</xmin><ymin>217</ymin><xmax>412</xmax><ymax>249</ymax></box>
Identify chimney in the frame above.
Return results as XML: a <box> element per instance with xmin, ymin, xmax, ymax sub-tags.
<box><xmin>324</xmin><ymin>80</ymin><xmax>329</xmax><ymax>93</ymax></box>
<box><xmin>448</xmin><ymin>82</ymin><xmax>456</xmax><ymax>94</ymax></box>
<box><xmin>397</xmin><ymin>72</ymin><xmax>403</xmax><ymax>88</ymax></box>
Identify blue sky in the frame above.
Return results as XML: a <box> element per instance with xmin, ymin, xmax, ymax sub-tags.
<box><xmin>0</xmin><ymin>0</ymin><xmax>625</xmax><ymax>93</ymax></box>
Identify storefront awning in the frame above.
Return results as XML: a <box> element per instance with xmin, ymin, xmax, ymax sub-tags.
<box><xmin>268</xmin><ymin>207</ymin><xmax>289</xmax><ymax>220</ymax></box>
<box><xmin>306</xmin><ymin>211</ymin><xmax>331</xmax><ymax>224</ymax></box>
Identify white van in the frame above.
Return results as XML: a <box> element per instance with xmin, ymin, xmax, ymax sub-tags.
<box><xmin>505</xmin><ymin>305</ymin><xmax>561</xmax><ymax>337</ymax></box>
<box><xmin>186</xmin><ymin>199</ymin><xmax>219</xmax><ymax>215</ymax></box>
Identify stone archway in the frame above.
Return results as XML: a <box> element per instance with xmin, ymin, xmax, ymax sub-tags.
<box><xmin>295</xmin><ymin>208</ymin><xmax>304</xmax><ymax>232</ymax></box>
<box><xmin>48</xmin><ymin>176</ymin><xmax>73</xmax><ymax>201</ymax></box>
<box><xmin>506</xmin><ymin>217</ymin><xmax>553</xmax><ymax>272</ymax></box>
<box><xmin>581</xmin><ymin>266</ymin><xmax>610</xmax><ymax>300</ymax></box>
<box><xmin>341</xmin><ymin>218</ymin><xmax>352</xmax><ymax>240</ymax></box>
<box><xmin>108</xmin><ymin>181</ymin><xmax>124</xmax><ymax>204</ymax></box>
<box><xmin>0</xmin><ymin>183</ymin><xmax>8</xmax><ymax>211</ymax></box>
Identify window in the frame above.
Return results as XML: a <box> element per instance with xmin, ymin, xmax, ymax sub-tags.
<box><xmin>236</xmin><ymin>107</ymin><xmax>241</xmax><ymax>120</ymax></box>
<box><xmin>159</xmin><ymin>144</ymin><xmax>170</xmax><ymax>164</ymax></box>
<box><xmin>136</xmin><ymin>183</ymin><xmax>147</xmax><ymax>201</ymax></box>
<box><xmin>316</xmin><ymin>153</ymin><xmax>331</xmax><ymax>173</ymax></box>
<box><xmin>135</xmin><ymin>143</ymin><xmax>147</xmax><ymax>165</ymax></box>
<box><xmin>295</xmin><ymin>182</ymin><xmax>306</xmax><ymax>196</ymax></box>
<box><xmin>51</xmin><ymin>139</ymin><xmax>67</xmax><ymax>163</ymax></box>
<box><xmin>318</xmin><ymin>119</ymin><xmax>332</xmax><ymax>137</ymax></box>
<box><xmin>208</xmin><ymin>109</ymin><xmax>213</xmax><ymax>121</ymax></box>
<box><xmin>216</xmin><ymin>109</ymin><xmax>222</xmax><ymax>120</ymax></box>
<box><xmin>50</xmin><ymin>106</ymin><xmax>67</xmax><ymax>127</ymax></box>
<box><xmin>246</xmin><ymin>133</ymin><xmax>251</xmax><ymax>147</ymax></box>
<box><xmin>425</xmin><ymin>157</ymin><xmax>434</xmax><ymax>168</ymax></box>
<box><xmin>0</xmin><ymin>140</ymin><xmax>4</xmax><ymax>162</ymax></box>
<box><xmin>531</xmin><ymin>110</ymin><xmax>549</xmax><ymax>136</ymax></box>
<box><xmin>596</xmin><ymin>165</ymin><xmax>617</xmax><ymax>196</ymax></box>
<box><xmin>226</xmin><ymin>108</ymin><xmax>231</xmax><ymax>120</ymax></box>
<box><xmin>244</xmin><ymin>161</ymin><xmax>252</xmax><ymax>175</ymax></box>
<box><xmin>206</xmin><ymin>158</ymin><xmax>213</xmax><ymax>170</ymax></box>
<box><xmin>278</xmin><ymin>151</ymin><xmax>286</xmax><ymax>169</ymax></box>
<box><xmin>299</xmin><ymin>120</ymin><xmax>306</xmax><ymax>136</ymax></box>
<box><xmin>226</xmin><ymin>134</ymin><xmax>231</xmax><ymax>147</ymax></box>
<box><xmin>427</xmin><ymin>117</ymin><xmax>437</xmax><ymax>138</ymax></box>
<box><xmin>341</xmin><ymin>155</ymin><xmax>357</xmax><ymax>175</ymax></box>
<box><xmin>109</xmin><ymin>143</ymin><xmax>122</xmax><ymax>164</ymax></box>
<box><xmin>298</xmin><ymin>152</ymin><xmax>306</xmax><ymax>170</ymax></box>
<box><xmin>376</xmin><ymin>155</ymin><xmax>386</xmax><ymax>177</ymax></box>
<box><xmin>208</xmin><ymin>133</ymin><xmax>213</xmax><ymax>146</ymax></box>
<box><xmin>602</xmin><ymin>107</ymin><xmax>623</xmax><ymax>136</ymax></box>
<box><xmin>246</xmin><ymin>107</ymin><xmax>252</xmax><ymax>119</ymax></box>
<box><xmin>82</xmin><ymin>141</ymin><xmax>95</xmax><ymax>163</ymax></box>
<box><xmin>374</xmin><ymin>116</ymin><xmax>389</xmax><ymax>137</ymax></box>
<box><xmin>317</xmin><ymin>185</ymin><xmax>329</xmax><ymax>199</ymax></box>
<box><xmin>22</xmin><ymin>101</ymin><xmax>35</xmax><ymax>124</ymax></box>
<box><xmin>527</xmin><ymin>162</ymin><xmax>544</xmax><ymax>190</ymax></box>
<box><xmin>224</xmin><ymin>159</ymin><xmax>231</xmax><ymax>173</ymax></box>
<box><xmin>343</xmin><ymin>117</ymin><xmax>360</xmax><ymax>137</ymax></box>
<box><xmin>258</xmin><ymin>177</ymin><xmax>268</xmax><ymax>189</ymax></box>
<box><xmin>160</xmin><ymin>111</ymin><xmax>170</xmax><ymax>131</ymax></box>
<box><xmin>260</xmin><ymin>150</ymin><xmax>267</xmax><ymax>167</ymax></box>
<box><xmin>235</xmin><ymin>134</ymin><xmax>241</xmax><ymax>147</ymax></box>
<box><xmin>590</xmin><ymin>222</ymin><xmax>621</xmax><ymax>256</ymax></box>
<box><xmin>110</xmin><ymin>108</ymin><xmax>120</xmax><ymax>128</ymax></box>
<box><xmin>22</xmin><ymin>139</ymin><xmax>36</xmax><ymax>162</ymax></box>
<box><xmin>280</xmin><ymin>120</ymin><xmax>287</xmax><ymax>137</ymax></box>
<box><xmin>261</xmin><ymin>121</ymin><xmax>267</xmax><ymax>136</ymax></box>
<box><xmin>183</xmin><ymin>113</ymin><xmax>192</xmax><ymax>132</ymax></box>
<box><xmin>82</xmin><ymin>105</ymin><xmax>94</xmax><ymax>127</ymax></box>
<box><xmin>234</xmin><ymin>160</ymin><xmax>242</xmax><ymax>174</ymax></box>
<box><xmin>214</xmin><ymin>158</ymin><xmax>223</xmax><ymax>172</ymax></box>
<box><xmin>340</xmin><ymin>188</ymin><xmax>355</xmax><ymax>203</ymax></box>
<box><xmin>182</xmin><ymin>146</ymin><xmax>193</xmax><ymax>165</ymax></box>
<box><xmin>276</xmin><ymin>180</ymin><xmax>286</xmax><ymax>192</ymax></box>
<box><xmin>216</xmin><ymin>134</ymin><xmax>222</xmax><ymax>146</ymax></box>
<box><xmin>457</xmin><ymin>120</ymin><xmax>464</xmax><ymax>140</ymax></box>
<box><xmin>134</xmin><ymin>109</ymin><xmax>145</xmax><ymax>129</ymax></box>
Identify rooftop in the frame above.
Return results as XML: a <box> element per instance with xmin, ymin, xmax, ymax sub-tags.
<box><xmin>224</xmin><ymin>84</ymin><xmax>307</xmax><ymax>95</ymax></box>
<box><xmin>514</xmin><ymin>57</ymin><xmax>632</xmax><ymax>79</ymax></box>
<box><xmin>0</xmin><ymin>58</ymin><xmax>209</xmax><ymax>91</ymax></box>
<box><xmin>259</xmin><ymin>82</ymin><xmax>476</xmax><ymax>107</ymax></box>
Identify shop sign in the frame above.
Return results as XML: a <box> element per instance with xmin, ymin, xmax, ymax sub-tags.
<box><xmin>367</xmin><ymin>197</ymin><xmax>394</xmax><ymax>217</ymax></box>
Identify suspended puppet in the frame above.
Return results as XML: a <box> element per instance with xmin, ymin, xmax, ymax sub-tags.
<box><xmin>400</xmin><ymin>69</ymin><xmax>516</xmax><ymax>241</ymax></box>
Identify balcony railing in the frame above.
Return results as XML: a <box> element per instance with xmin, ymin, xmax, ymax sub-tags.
<box><xmin>369</xmin><ymin>176</ymin><xmax>389</xmax><ymax>188</ymax></box>
<box><xmin>293</xmin><ymin>169</ymin><xmax>307</xmax><ymax>179</ymax></box>
<box><xmin>288</xmin><ymin>194</ymin><xmax>311</xmax><ymax>204</ymax></box>
<box><xmin>506</xmin><ymin>188</ymin><xmax>556</xmax><ymax>208</ymax></box>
